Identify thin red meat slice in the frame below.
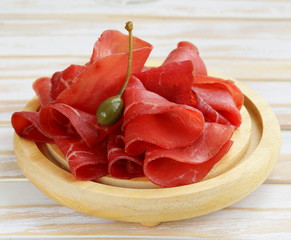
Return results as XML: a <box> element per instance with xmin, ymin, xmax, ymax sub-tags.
<box><xmin>11</xmin><ymin>111</ymin><xmax>53</xmax><ymax>143</ymax></box>
<box><xmin>55</xmin><ymin>30</ymin><xmax>152</xmax><ymax>114</ymax></box>
<box><xmin>32</xmin><ymin>77</ymin><xmax>52</xmax><ymax>106</ymax></box>
<box><xmin>50</xmin><ymin>65</ymin><xmax>85</xmax><ymax>100</ymax></box>
<box><xmin>123</xmin><ymin>77</ymin><xmax>204</xmax><ymax>156</ymax></box>
<box><xmin>163</xmin><ymin>41</ymin><xmax>207</xmax><ymax>76</ymax></box>
<box><xmin>195</xmin><ymin>75</ymin><xmax>244</xmax><ymax>110</ymax></box>
<box><xmin>144</xmin><ymin>123</ymin><xmax>234</xmax><ymax>187</ymax></box>
<box><xmin>39</xmin><ymin>103</ymin><xmax>119</xmax><ymax>147</ymax></box>
<box><xmin>54</xmin><ymin>137</ymin><xmax>108</xmax><ymax>181</ymax></box>
<box><xmin>107</xmin><ymin>131</ymin><xmax>144</xmax><ymax>179</ymax></box>
<box><xmin>193</xmin><ymin>79</ymin><xmax>242</xmax><ymax>127</ymax></box>
<box><xmin>191</xmin><ymin>91</ymin><xmax>230</xmax><ymax>125</ymax></box>
<box><xmin>90</xmin><ymin>30</ymin><xmax>151</xmax><ymax>64</ymax></box>
<box><xmin>135</xmin><ymin>60</ymin><xmax>194</xmax><ymax>105</ymax></box>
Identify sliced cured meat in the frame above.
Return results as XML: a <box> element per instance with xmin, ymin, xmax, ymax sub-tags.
<box><xmin>55</xmin><ymin>30</ymin><xmax>152</xmax><ymax>114</ymax></box>
<box><xmin>135</xmin><ymin>60</ymin><xmax>194</xmax><ymax>105</ymax></box>
<box><xmin>123</xmin><ymin>77</ymin><xmax>204</xmax><ymax>156</ymax></box>
<box><xmin>107</xmin><ymin>131</ymin><xmax>144</xmax><ymax>179</ymax></box>
<box><xmin>54</xmin><ymin>137</ymin><xmax>108</xmax><ymax>180</ymax></box>
<box><xmin>39</xmin><ymin>103</ymin><xmax>119</xmax><ymax>147</ymax></box>
<box><xmin>193</xmin><ymin>79</ymin><xmax>242</xmax><ymax>127</ymax></box>
<box><xmin>163</xmin><ymin>41</ymin><xmax>207</xmax><ymax>76</ymax></box>
<box><xmin>90</xmin><ymin>30</ymin><xmax>152</xmax><ymax>64</ymax></box>
<box><xmin>191</xmin><ymin>91</ymin><xmax>230</xmax><ymax>125</ymax></box>
<box><xmin>32</xmin><ymin>77</ymin><xmax>52</xmax><ymax>106</ymax></box>
<box><xmin>11</xmin><ymin>111</ymin><xmax>53</xmax><ymax>143</ymax></box>
<box><xmin>144</xmin><ymin>123</ymin><xmax>234</xmax><ymax>187</ymax></box>
<box><xmin>50</xmin><ymin>65</ymin><xmax>85</xmax><ymax>100</ymax></box>
<box><xmin>195</xmin><ymin>75</ymin><xmax>244</xmax><ymax>110</ymax></box>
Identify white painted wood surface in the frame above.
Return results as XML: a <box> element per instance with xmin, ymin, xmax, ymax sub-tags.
<box><xmin>0</xmin><ymin>0</ymin><xmax>290</xmax><ymax>239</ymax></box>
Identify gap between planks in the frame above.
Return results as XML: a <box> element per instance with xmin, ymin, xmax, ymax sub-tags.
<box><xmin>1</xmin><ymin>12</ymin><xmax>291</xmax><ymax>22</ymax></box>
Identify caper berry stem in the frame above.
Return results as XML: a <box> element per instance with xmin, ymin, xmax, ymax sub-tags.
<box><xmin>96</xmin><ymin>21</ymin><xmax>134</xmax><ymax>126</ymax></box>
<box><xmin>118</xmin><ymin>21</ymin><xmax>133</xmax><ymax>96</ymax></box>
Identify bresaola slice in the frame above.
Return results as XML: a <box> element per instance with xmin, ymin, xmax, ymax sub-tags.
<box><xmin>55</xmin><ymin>30</ymin><xmax>153</xmax><ymax>114</ymax></box>
<box><xmin>90</xmin><ymin>30</ymin><xmax>152</xmax><ymax>64</ymax></box>
<box><xmin>123</xmin><ymin>77</ymin><xmax>205</xmax><ymax>155</ymax></box>
<box><xmin>194</xmin><ymin>76</ymin><xmax>243</xmax><ymax>127</ymax></box>
<box><xmin>136</xmin><ymin>60</ymin><xmax>194</xmax><ymax>105</ymax></box>
<box><xmin>39</xmin><ymin>103</ymin><xmax>119</xmax><ymax>147</ymax></box>
<box><xmin>144</xmin><ymin>123</ymin><xmax>235</xmax><ymax>187</ymax></box>
<box><xmin>135</xmin><ymin>61</ymin><xmax>230</xmax><ymax>125</ymax></box>
<box><xmin>195</xmin><ymin>75</ymin><xmax>244</xmax><ymax>110</ymax></box>
<box><xmin>191</xmin><ymin>91</ymin><xmax>230</xmax><ymax>125</ymax></box>
<box><xmin>50</xmin><ymin>64</ymin><xmax>85</xmax><ymax>100</ymax></box>
<box><xmin>11</xmin><ymin>111</ymin><xmax>53</xmax><ymax>143</ymax></box>
<box><xmin>163</xmin><ymin>41</ymin><xmax>207</xmax><ymax>76</ymax></box>
<box><xmin>33</xmin><ymin>77</ymin><xmax>52</xmax><ymax>106</ymax></box>
<box><xmin>11</xmin><ymin>28</ymin><xmax>244</xmax><ymax>187</ymax></box>
<box><xmin>54</xmin><ymin>137</ymin><xmax>108</xmax><ymax>180</ymax></box>
<box><xmin>107</xmin><ymin>131</ymin><xmax>144</xmax><ymax>179</ymax></box>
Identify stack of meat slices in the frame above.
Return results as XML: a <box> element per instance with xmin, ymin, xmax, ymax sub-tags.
<box><xmin>11</xmin><ymin>30</ymin><xmax>244</xmax><ymax>187</ymax></box>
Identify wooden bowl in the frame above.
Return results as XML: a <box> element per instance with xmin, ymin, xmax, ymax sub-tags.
<box><xmin>14</xmin><ymin>75</ymin><xmax>281</xmax><ymax>227</ymax></box>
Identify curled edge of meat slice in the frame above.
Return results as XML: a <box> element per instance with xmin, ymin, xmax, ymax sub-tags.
<box><xmin>122</xmin><ymin>77</ymin><xmax>205</xmax><ymax>156</ymax></box>
<box><xmin>54</xmin><ymin>137</ymin><xmax>108</xmax><ymax>181</ymax></box>
<box><xmin>144</xmin><ymin>123</ymin><xmax>235</xmax><ymax>187</ymax></box>
<box><xmin>107</xmin><ymin>132</ymin><xmax>144</xmax><ymax>179</ymax></box>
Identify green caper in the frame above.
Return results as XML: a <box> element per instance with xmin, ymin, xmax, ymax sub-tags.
<box><xmin>96</xmin><ymin>96</ymin><xmax>124</xmax><ymax>126</ymax></box>
<box><xmin>96</xmin><ymin>21</ymin><xmax>133</xmax><ymax>126</ymax></box>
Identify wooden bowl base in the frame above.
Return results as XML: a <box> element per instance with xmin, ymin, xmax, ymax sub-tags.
<box><xmin>14</xmin><ymin>77</ymin><xmax>281</xmax><ymax>226</ymax></box>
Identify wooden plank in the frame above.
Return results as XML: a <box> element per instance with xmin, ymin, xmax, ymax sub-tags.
<box><xmin>0</xmin><ymin>154</ymin><xmax>22</xmax><ymax>178</ymax></box>
<box><xmin>0</xmin><ymin>127</ymin><xmax>14</xmax><ymax>154</ymax></box>
<box><xmin>1</xmin><ymin>0</ymin><xmax>291</xmax><ymax>20</ymax></box>
<box><xmin>1</xmin><ymin>16</ymin><xmax>291</xmax><ymax>61</ymax></box>
<box><xmin>0</xmin><ymin>100</ymin><xmax>26</xmax><ymax>125</ymax></box>
<box><xmin>244</xmin><ymin>81</ymin><xmax>291</xmax><ymax>105</ymax></box>
<box><xmin>0</xmin><ymin>181</ymin><xmax>290</xmax><ymax>208</ymax></box>
<box><xmin>271</xmin><ymin>104</ymin><xmax>291</xmax><ymax>130</ymax></box>
<box><xmin>1</xmin><ymin>36</ymin><xmax>290</xmax><ymax>62</ymax></box>
<box><xmin>0</xmin><ymin>79</ymin><xmax>34</xmax><ymax>101</ymax></box>
<box><xmin>0</xmin><ymin>184</ymin><xmax>290</xmax><ymax>239</ymax></box>
<box><xmin>1</xmin><ymin>16</ymin><xmax>291</xmax><ymax>40</ymax></box>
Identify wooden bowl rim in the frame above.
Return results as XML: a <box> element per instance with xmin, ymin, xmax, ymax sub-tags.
<box><xmin>15</xmin><ymin>79</ymin><xmax>280</xmax><ymax>196</ymax></box>
<box><xmin>14</xmin><ymin>76</ymin><xmax>281</xmax><ymax>223</ymax></box>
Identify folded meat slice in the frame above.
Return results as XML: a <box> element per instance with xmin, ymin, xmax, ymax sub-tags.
<box><xmin>55</xmin><ymin>30</ymin><xmax>152</xmax><ymax>114</ymax></box>
<box><xmin>107</xmin><ymin>131</ymin><xmax>144</xmax><ymax>179</ymax></box>
<box><xmin>54</xmin><ymin>137</ymin><xmax>108</xmax><ymax>181</ymax></box>
<box><xmin>135</xmin><ymin>60</ymin><xmax>194</xmax><ymax>105</ymax></box>
<box><xmin>191</xmin><ymin>91</ymin><xmax>230</xmax><ymax>125</ymax></box>
<box><xmin>163</xmin><ymin>41</ymin><xmax>207</xmax><ymax>76</ymax></box>
<box><xmin>11</xmin><ymin>111</ymin><xmax>53</xmax><ymax>143</ymax></box>
<box><xmin>90</xmin><ymin>30</ymin><xmax>151</xmax><ymax>64</ymax></box>
<box><xmin>123</xmin><ymin>77</ymin><xmax>204</xmax><ymax>156</ymax></box>
<box><xmin>135</xmin><ymin>61</ymin><xmax>230</xmax><ymax>125</ymax></box>
<box><xmin>193</xmin><ymin>76</ymin><xmax>242</xmax><ymax>127</ymax></box>
<box><xmin>144</xmin><ymin>123</ymin><xmax>234</xmax><ymax>187</ymax></box>
<box><xmin>195</xmin><ymin>75</ymin><xmax>244</xmax><ymax>110</ymax></box>
<box><xmin>50</xmin><ymin>64</ymin><xmax>85</xmax><ymax>100</ymax></box>
<box><xmin>32</xmin><ymin>77</ymin><xmax>52</xmax><ymax>106</ymax></box>
<box><xmin>39</xmin><ymin>103</ymin><xmax>119</xmax><ymax>147</ymax></box>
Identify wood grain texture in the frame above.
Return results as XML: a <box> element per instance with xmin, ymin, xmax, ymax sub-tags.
<box><xmin>1</xmin><ymin>183</ymin><xmax>291</xmax><ymax>239</ymax></box>
<box><xmin>12</xmin><ymin>79</ymin><xmax>280</xmax><ymax>225</ymax></box>
<box><xmin>0</xmin><ymin>0</ymin><xmax>290</xmax><ymax>238</ymax></box>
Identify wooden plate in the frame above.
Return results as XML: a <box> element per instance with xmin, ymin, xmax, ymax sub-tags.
<box><xmin>14</xmin><ymin>76</ymin><xmax>281</xmax><ymax>227</ymax></box>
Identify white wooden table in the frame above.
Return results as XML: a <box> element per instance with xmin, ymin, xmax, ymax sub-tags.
<box><xmin>1</xmin><ymin>0</ymin><xmax>291</xmax><ymax>239</ymax></box>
